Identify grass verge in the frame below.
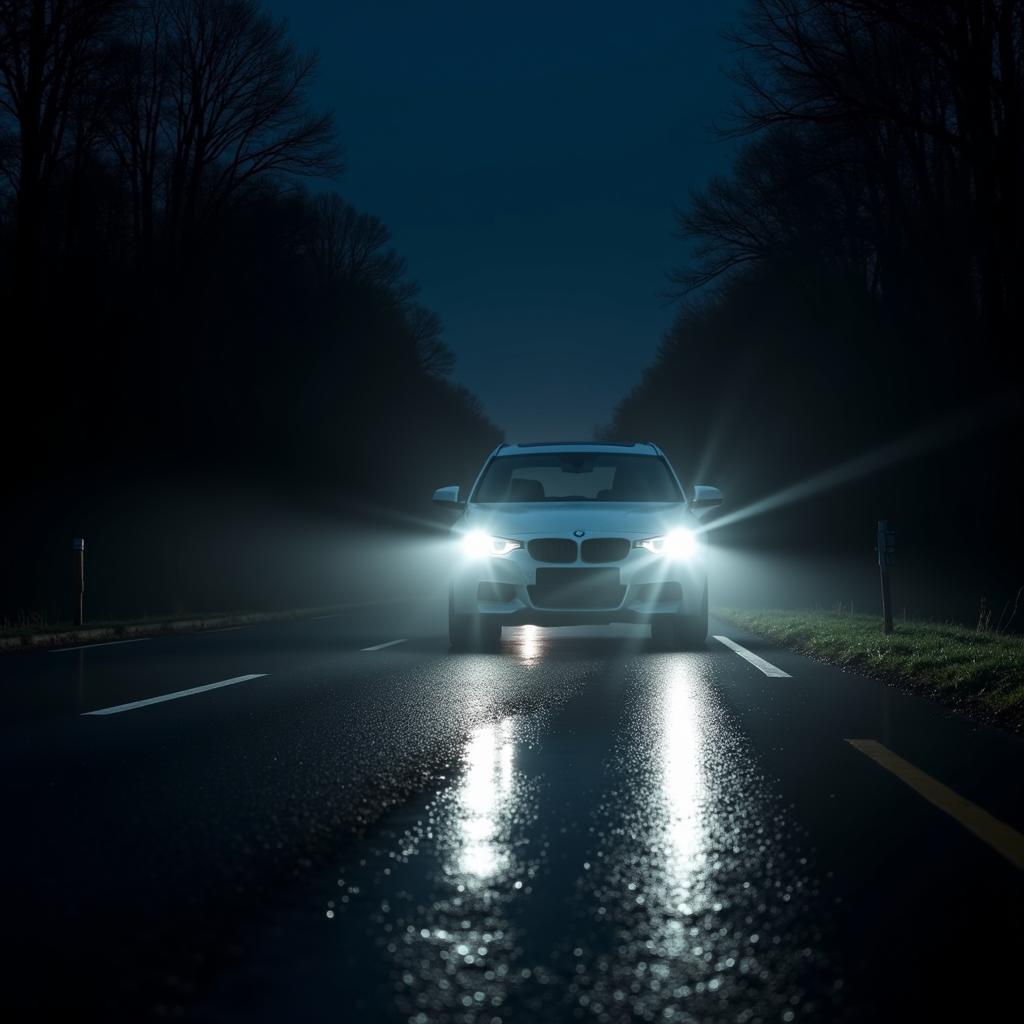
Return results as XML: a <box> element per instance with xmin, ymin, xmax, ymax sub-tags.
<box><xmin>718</xmin><ymin>608</ymin><xmax>1024</xmax><ymax>733</ymax></box>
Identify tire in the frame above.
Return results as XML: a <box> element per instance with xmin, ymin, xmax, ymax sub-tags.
<box><xmin>449</xmin><ymin>588</ymin><xmax>502</xmax><ymax>651</ymax></box>
<box><xmin>650</xmin><ymin>581</ymin><xmax>708</xmax><ymax>650</ymax></box>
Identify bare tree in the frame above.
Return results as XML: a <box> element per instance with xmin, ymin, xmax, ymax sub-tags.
<box><xmin>722</xmin><ymin>0</ymin><xmax>1024</xmax><ymax>358</ymax></box>
<box><xmin>673</xmin><ymin>124</ymin><xmax>874</xmax><ymax>296</ymax></box>
<box><xmin>306</xmin><ymin>192</ymin><xmax>414</xmax><ymax>299</ymax></box>
<box><xmin>0</xmin><ymin>0</ymin><xmax>124</xmax><ymax>296</ymax></box>
<box><xmin>159</xmin><ymin>0</ymin><xmax>341</xmax><ymax>259</ymax></box>
<box><xmin>101</xmin><ymin>0</ymin><xmax>342</xmax><ymax>268</ymax></box>
<box><xmin>408</xmin><ymin>304</ymin><xmax>455</xmax><ymax>376</ymax></box>
<box><xmin>103</xmin><ymin>0</ymin><xmax>167</xmax><ymax>266</ymax></box>
<box><xmin>302</xmin><ymin>190</ymin><xmax>455</xmax><ymax>373</ymax></box>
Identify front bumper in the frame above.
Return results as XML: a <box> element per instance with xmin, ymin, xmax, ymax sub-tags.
<box><xmin>450</xmin><ymin>545</ymin><xmax>706</xmax><ymax>625</ymax></box>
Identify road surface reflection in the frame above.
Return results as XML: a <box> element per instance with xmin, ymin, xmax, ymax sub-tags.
<box><xmin>381</xmin><ymin>712</ymin><xmax>537</xmax><ymax>1023</ymax></box>
<box><xmin>454</xmin><ymin>720</ymin><xmax>518</xmax><ymax>882</ymax></box>
<box><xmin>574</xmin><ymin>656</ymin><xmax>841</xmax><ymax>1021</ymax></box>
<box><xmin>205</xmin><ymin>640</ymin><xmax>846</xmax><ymax>1023</ymax></box>
<box><xmin>660</xmin><ymin>661</ymin><xmax>707</xmax><ymax>919</ymax></box>
<box><xmin>508</xmin><ymin>624</ymin><xmax>543</xmax><ymax>663</ymax></box>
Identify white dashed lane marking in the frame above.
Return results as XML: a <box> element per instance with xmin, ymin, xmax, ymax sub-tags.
<box><xmin>361</xmin><ymin>639</ymin><xmax>408</xmax><ymax>652</ymax></box>
<box><xmin>82</xmin><ymin>674</ymin><xmax>268</xmax><ymax>716</ymax></box>
<box><xmin>713</xmin><ymin>635</ymin><xmax>792</xmax><ymax>677</ymax></box>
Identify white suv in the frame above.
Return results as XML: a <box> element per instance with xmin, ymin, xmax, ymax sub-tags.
<box><xmin>433</xmin><ymin>442</ymin><xmax>722</xmax><ymax>650</ymax></box>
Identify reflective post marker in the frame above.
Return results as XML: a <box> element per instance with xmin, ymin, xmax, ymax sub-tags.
<box><xmin>73</xmin><ymin>538</ymin><xmax>85</xmax><ymax>627</ymax></box>
<box><xmin>876</xmin><ymin>520</ymin><xmax>895</xmax><ymax>634</ymax></box>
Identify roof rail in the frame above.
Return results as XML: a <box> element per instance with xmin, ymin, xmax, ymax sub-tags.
<box><xmin>511</xmin><ymin>440</ymin><xmax>642</xmax><ymax>448</ymax></box>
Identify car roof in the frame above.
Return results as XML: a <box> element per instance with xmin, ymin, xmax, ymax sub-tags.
<box><xmin>494</xmin><ymin>441</ymin><xmax>661</xmax><ymax>456</ymax></box>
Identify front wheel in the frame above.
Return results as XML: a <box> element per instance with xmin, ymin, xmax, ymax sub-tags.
<box><xmin>449</xmin><ymin>589</ymin><xmax>502</xmax><ymax>651</ymax></box>
<box><xmin>650</xmin><ymin>582</ymin><xmax>708</xmax><ymax>650</ymax></box>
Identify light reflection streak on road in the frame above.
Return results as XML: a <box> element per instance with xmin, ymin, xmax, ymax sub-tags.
<box><xmin>453</xmin><ymin>719</ymin><xmax>518</xmax><ymax>883</ymax></box>
<box><xmin>387</xmin><ymin>712</ymin><xmax>531</xmax><ymax>1023</ymax></box>
<box><xmin>199</xmin><ymin>643</ymin><xmax>844</xmax><ymax>1022</ymax></box>
<box><xmin>509</xmin><ymin>624</ymin><xmax>543</xmax><ymax>663</ymax></box>
<box><xmin>573</xmin><ymin>657</ymin><xmax>839</xmax><ymax>1021</ymax></box>
<box><xmin>660</xmin><ymin>661</ymin><xmax>707</xmax><ymax>922</ymax></box>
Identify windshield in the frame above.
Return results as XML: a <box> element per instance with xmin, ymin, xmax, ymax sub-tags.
<box><xmin>472</xmin><ymin>453</ymin><xmax>683</xmax><ymax>503</ymax></box>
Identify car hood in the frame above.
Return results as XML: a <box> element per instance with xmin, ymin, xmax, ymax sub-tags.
<box><xmin>464</xmin><ymin>501</ymin><xmax>693</xmax><ymax>537</ymax></box>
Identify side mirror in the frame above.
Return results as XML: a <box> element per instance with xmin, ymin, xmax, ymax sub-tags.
<box><xmin>432</xmin><ymin>485</ymin><xmax>464</xmax><ymax>510</ymax></box>
<box><xmin>690</xmin><ymin>485</ymin><xmax>723</xmax><ymax>516</ymax></box>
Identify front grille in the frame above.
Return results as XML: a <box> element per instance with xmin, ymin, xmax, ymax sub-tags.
<box><xmin>528</xmin><ymin>538</ymin><xmax>578</xmax><ymax>563</ymax></box>
<box><xmin>528</xmin><ymin>567</ymin><xmax>625</xmax><ymax>610</ymax></box>
<box><xmin>580</xmin><ymin>538</ymin><xmax>630</xmax><ymax>563</ymax></box>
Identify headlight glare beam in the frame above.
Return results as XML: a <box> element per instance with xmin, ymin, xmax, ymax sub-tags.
<box><xmin>463</xmin><ymin>530</ymin><xmax>523</xmax><ymax>558</ymax></box>
<box><xmin>635</xmin><ymin>528</ymin><xmax>698</xmax><ymax>560</ymax></box>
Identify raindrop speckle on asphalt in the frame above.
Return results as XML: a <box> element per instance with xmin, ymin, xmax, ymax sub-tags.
<box><xmin>562</xmin><ymin>655</ymin><xmax>843</xmax><ymax>1022</ymax></box>
<box><xmin>198</xmin><ymin>632</ymin><xmax>851</xmax><ymax>1023</ymax></box>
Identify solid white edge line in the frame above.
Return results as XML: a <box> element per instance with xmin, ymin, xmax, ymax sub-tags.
<box><xmin>50</xmin><ymin>637</ymin><xmax>152</xmax><ymax>653</ymax></box>
<box><xmin>713</xmin><ymin>635</ymin><xmax>792</xmax><ymax>677</ymax></box>
<box><xmin>82</xmin><ymin>674</ymin><xmax>267</xmax><ymax>716</ymax></box>
<box><xmin>361</xmin><ymin>638</ymin><xmax>408</xmax><ymax>652</ymax></box>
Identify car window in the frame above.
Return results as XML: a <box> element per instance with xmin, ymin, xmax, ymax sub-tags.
<box><xmin>473</xmin><ymin>453</ymin><xmax>682</xmax><ymax>502</ymax></box>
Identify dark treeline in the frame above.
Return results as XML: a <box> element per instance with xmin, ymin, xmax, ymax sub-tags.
<box><xmin>608</xmin><ymin>0</ymin><xmax>1024</xmax><ymax>620</ymax></box>
<box><xmin>1</xmin><ymin>0</ymin><xmax>500</xmax><ymax>620</ymax></box>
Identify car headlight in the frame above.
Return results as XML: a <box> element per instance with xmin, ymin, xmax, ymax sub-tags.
<box><xmin>463</xmin><ymin>530</ymin><xmax>523</xmax><ymax>558</ymax></box>
<box><xmin>634</xmin><ymin>528</ymin><xmax>698</xmax><ymax>559</ymax></box>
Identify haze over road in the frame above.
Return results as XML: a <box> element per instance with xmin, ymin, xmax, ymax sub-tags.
<box><xmin>4</xmin><ymin>604</ymin><xmax>1022</xmax><ymax>1022</ymax></box>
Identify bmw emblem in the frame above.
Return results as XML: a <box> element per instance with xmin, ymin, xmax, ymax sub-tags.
<box><xmin>573</xmin><ymin>529</ymin><xmax>585</xmax><ymax>537</ymax></box>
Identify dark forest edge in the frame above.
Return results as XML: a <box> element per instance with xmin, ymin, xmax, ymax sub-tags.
<box><xmin>605</xmin><ymin>1</ymin><xmax>1023</xmax><ymax>625</ymax></box>
<box><xmin>1</xmin><ymin>0</ymin><xmax>501</xmax><ymax>619</ymax></box>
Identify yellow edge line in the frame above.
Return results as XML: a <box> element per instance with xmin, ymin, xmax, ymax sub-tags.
<box><xmin>846</xmin><ymin>739</ymin><xmax>1024</xmax><ymax>870</ymax></box>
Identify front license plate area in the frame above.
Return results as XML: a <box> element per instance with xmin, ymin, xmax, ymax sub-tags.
<box><xmin>529</xmin><ymin>568</ymin><xmax>624</xmax><ymax>610</ymax></box>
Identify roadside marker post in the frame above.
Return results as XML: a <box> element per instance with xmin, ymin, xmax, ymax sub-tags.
<box><xmin>876</xmin><ymin>520</ymin><xmax>895</xmax><ymax>634</ymax></box>
<box><xmin>73</xmin><ymin>537</ymin><xmax>85</xmax><ymax>627</ymax></box>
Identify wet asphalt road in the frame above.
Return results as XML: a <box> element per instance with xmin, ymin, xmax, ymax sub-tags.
<box><xmin>3</xmin><ymin>604</ymin><xmax>1022</xmax><ymax>1022</ymax></box>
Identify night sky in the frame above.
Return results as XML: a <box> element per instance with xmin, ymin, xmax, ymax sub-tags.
<box><xmin>267</xmin><ymin>0</ymin><xmax>744</xmax><ymax>441</ymax></box>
